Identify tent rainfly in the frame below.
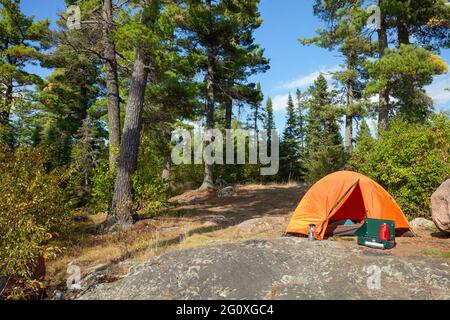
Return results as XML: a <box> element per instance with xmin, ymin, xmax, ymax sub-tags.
<box><xmin>286</xmin><ymin>171</ymin><xmax>411</xmax><ymax>240</ymax></box>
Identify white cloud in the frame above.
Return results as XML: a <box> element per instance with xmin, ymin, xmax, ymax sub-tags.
<box><xmin>274</xmin><ymin>65</ymin><xmax>341</xmax><ymax>92</ymax></box>
<box><xmin>272</xmin><ymin>94</ymin><xmax>290</xmax><ymax>112</ymax></box>
<box><xmin>426</xmin><ymin>74</ymin><xmax>450</xmax><ymax>107</ymax></box>
<box><xmin>268</xmin><ymin>65</ymin><xmax>342</xmax><ymax>112</ymax></box>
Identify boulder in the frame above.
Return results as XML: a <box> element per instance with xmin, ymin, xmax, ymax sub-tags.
<box><xmin>217</xmin><ymin>186</ymin><xmax>236</xmax><ymax>198</ymax></box>
<box><xmin>431</xmin><ymin>179</ymin><xmax>450</xmax><ymax>233</ymax></box>
<box><xmin>215</xmin><ymin>178</ymin><xmax>227</xmax><ymax>189</ymax></box>
<box><xmin>409</xmin><ymin>218</ymin><xmax>435</xmax><ymax>230</ymax></box>
<box><xmin>202</xmin><ymin>221</ymin><xmax>219</xmax><ymax>228</ymax></box>
<box><xmin>236</xmin><ymin>216</ymin><xmax>287</xmax><ymax>234</ymax></box>
<box><xmin>77</xmin><ymin>264</ymin><xmax>109</xmax><ymax>291</ymax></box>
<box><xmin>78</xmin><ymin>238</ymin><xmax>450</xmax><ymax>300</ymax></box>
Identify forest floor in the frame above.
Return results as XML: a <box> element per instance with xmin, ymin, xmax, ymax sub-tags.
<box><xmin>46</xmin><ymin>183</ymin><xmax>450</xmax><ymax>298</ymax></box>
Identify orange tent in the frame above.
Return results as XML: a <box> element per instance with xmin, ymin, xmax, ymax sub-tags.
<box><xmin>286</xmin><ymin>171</ymin><xmax>411</xmax><ymax>240</ymax></box>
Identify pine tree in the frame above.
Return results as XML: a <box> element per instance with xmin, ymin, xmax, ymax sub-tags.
<box><xmin>215</xmin><ymin>0</ymin><xmax>269</xmax><ymax>131</ymax></box>
<box><xmin>72</xmin><ymin>116</ymin><xmax>100</xmax><ymax>205</ymax></box>
<box><xmin>384</xmin><ymin>0</ymin><xmax>450</xmax><ymax>50</ymax></box>
<box><xmin>307</xmin><ymin>0</ymin><xmax>450</xmax><ymax>129</ymax></box>
<box><xmin>304</xmin><ymin>75</ymin><xmax>346</xmax><ymax>183</ymax></box>
<box><xmin>0</xmin><ymin>0</ymin><xmax>50</xmax><ymax>145</ymax></box>
<box><xmin>350</xmin><ymin>119</ymin><xmax>375</xmax><ymax>174</ymax></box>
<box><xmin>264</xmin><ymin>97</ymin><xmax>275</xmax><ymax>144</ymax></box>
<box><xmin>391</xmin><ymin>0</ymin><xmax>448</xmax><ymax>122</ymax></box>
<box><xmin>370</xmin><ymin>0</ymin><xmax>450</xmax><ymax>125</ymax></box>
<box><xmin>35</xmin><ymin>30</ymin><xmax>103</xmax><ymax>167</ymax></box>
<box><xmin>295</xmin><ymin>89</ymin><xmax>307</xmax><ymax>155</ymax></box>
<box><xmin>365</xmin><ymin>45</ymin><xmax>448</xmax><ymax>123</ymax></box>
<box><xmin>280</xmin><ymin>93</ymin><xmax>300</xmax><ymax>181</ymax></box>
<box><xmin>302</xmin><ymin>0</ymin><xmax>371</xmax><ymax>153</ymax></box>
<box><xmin>178</xmin><ymin>0</ymin><xmax>218</xmax><ymax>189</ymax></box>
<box><xmin>101</xmin><ymin>0</ymin><xmax>121</xmax><ymax>169</ymax></box>
<box><xmin>140</xmin><ymin>25</ymin><xmax>200</xmax><ymax>184</ymax></box>
<box><xmin>110</xmin><ymin>1</ymin><xmax>160</xmax><ymax>226</ymax></box>
<box><xmin>62</xmin><ymin>0</ymin><xmax>124</xmax><ymax>170</ymax></box>
<box><xmin>377</xmin><ymin>0</ymin><xmax>391</xmax><ymax>130</ymax></box>
<box><xmin>355</xmin><ymin>120</ymin><xmax>373</xmax><ymax>146</ymax></box>
<box><xmin>178</xmin><ymin>0</ymin><xmax>267</xmax><ymax>189</ymax></box>
<box><xmin>248</xmin><ymin>83</ymin><xmax>264</xmax><ymax>131</ymax></box>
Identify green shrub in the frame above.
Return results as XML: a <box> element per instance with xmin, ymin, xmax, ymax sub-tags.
<box><xmin>133</xmin><ymin>174</ymin><xmax>172</xmax><ymax>216</ymax></box>
<box><xmin>91</xmin><ymin>162</ymin><xmax>115</xmax><ymax>212</ymax></box>
<box><xmin>130</xmin><ymin>135</ymin><xmax>173</xmax><ymax>215</ymax></box>
<box><xmin>351</xmin><ymin>113</ymin><xmax>450</xmax><ymax>218</ymax></box>
<box><xmin>0</xmin><ymin>146</ymin><xmax>71</xmax><ymax>298</ymax></box>
<box><xmin>91</xmin><ymin>159</ymin><xmax>172</xmax><ymax>216</ymax></box>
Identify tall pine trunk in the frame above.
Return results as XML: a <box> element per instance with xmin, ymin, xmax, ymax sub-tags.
<box><xmin>109</xmin><ymin>30</ymin><xmax>151</xmax><ymax>228</ymax></box>
<box><xmin>225</xmin><ymin>96</ymin><xmax>232</xmax><ymax>130</ymax></box>
<box><xmin>253</xmin><ymin>104</ymin><xmax>259</xmax><ymax>131</ymax></box>
<box><xmin>1</xmin><ymin>79</ymin><xmax>12</xmax><ymax>126</ymax></box>
<box><xmin>223</xmin><ymin>96</ymin><xmax>232</xmax><ymax>181</ymax></box>
<box><xmin>0</xmin><ymin>68</ymin><xmax>13</xmax><ymax>145</ymax></box>
<box><xmin>200</xmin><ymin>0</ymin><xmax>215</xmax><ymax>190</ymax></box>
<box><xmin>344</xmin><ymin>80</ymin><xmax>354</xmax><ymax>153</ymax></box>
<box><xmin>102</xmin><ymin>0</ymin><xmax>121</xmax><ymax>170</ymax></box>
<box><xmin>396</xmin><ymin>11</ymin><xmax>410</xmax><ymax>46</ymax></box>
<box><xmin>199</xmin><ymin>52</ymin><xmax>216</xmax><ymax>190</ymax></box>
<box><xmin>161</xmin><ymin>127</ymin><xmax>171</xmax><ymax>183</ymax></box>
<box><xmin>377</xmin><ymin>0</ymin><xmax>390</xmax><ymax>130</ymax></box>
<box><xmin>1</xmin><ymin>51</ymin><xmax>13</xmax><ymax>130</ymax></box>
<box><xmin>396</xmin><ymin>10</ymin><xmax>417</xmax><ymax>119</ymax></box>
<box><xmin>344</xmin><ymin>57</ymin><xmax>354</xmax><ymax>154</ymax></box>
<box><xmin>162</xmin><ymin>156</ymin><xmax>171</xmax><ymax>183</ymax></box>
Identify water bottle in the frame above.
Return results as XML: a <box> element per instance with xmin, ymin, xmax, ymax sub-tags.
<box><xmin>308</xmin><ymin>224</ymin><xmax>316</xmax><ymax>241</ymax></box>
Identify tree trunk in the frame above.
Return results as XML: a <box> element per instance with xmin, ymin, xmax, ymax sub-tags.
<box><xmin>199</xmin><ymin>0</ymin><xmax>215</xmax><ymax>191</ymax></box>
<box><xmin>396</xmin><ymin>10</ymin><xmax>417</xmax><ymax>119</ymax></box>
<box><xmin>109</xmin><ymin>38</ymin><xmax>151</xmax><ymax>228</ymax></box>
<box><xmin>102</xmin><ymin>0</ymin><xmax>121</xmax><ymax>170</ymax></box>
<box><xmin>254</xmin><ymin>104</ymin><xmax>259</xmax><ymax>131</ymax></box>
<box><xmin>1</xmin><ymin>79</ymin><xmax>12</xmax><ymax>126</ymax></box>
<box><xmin>79</xmin><ymin>85</ymin><xmax>88</xmax><ymax>122</ymax></box>
<box><xmin>162</xmin><ymin>156</ymin><xmax>171</xmax><ymax>183</ymax></box>
<box><xmin>344</xmin><ymin>116</ymin><xmax>353</xmax><ymax>152</ymax></box>
<box><xmin>199</xmin><ymin>52</ymin><xmax>216</xmax><ymax>190</ymax></box>
<box><xmin>344</xmin><ymin>76</ymin><xmax>354</xmax><ymax>153</ymax></box>
<box><xmin>377</xmin><ymin>0</ymin><xmax>390</xmax><ymax>130</ymax></box>
<box><xmin>396</xmin><ymin>13</ymin><xmax>410</xmax><ymax>46</ymax></box>
<box><xmin>0</xmin><ymin>73</ymin><xmax>13</xmax><ymax>143</ymax></box>
<box><xmin>161</xmin><ymin>127</ymin><xmax>171</xmax><ymax>183</ymax></box>
<box><xmin>1</xmin><ymin>50</ymin><xmax>13</xmax><ymax>128</ymax></box>
<box><xmin>225</xmin><ymin>96</ymin><xmax>232</xmax><ymax>130</ymax></box>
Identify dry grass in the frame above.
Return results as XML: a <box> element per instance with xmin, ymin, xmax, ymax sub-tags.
<box><xmin>237</xmin><ymin>182</ymin><xmax>303</xmax><ymax>190</ymax></box>
<box><xmin>46</xmin><ymin>213</ymin><xmax>207</xmax><ymax>289</ymax></box>
<box><xmin>420</xmin><ymin>248</ymin><xmax>450</xmax><ymax>259</ymax></box>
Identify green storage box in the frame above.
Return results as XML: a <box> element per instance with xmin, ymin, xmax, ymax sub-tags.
<box><xmin>355</xmin><ymin>218</ymin><xmax>395</xmax><ymax>249</ymax></box>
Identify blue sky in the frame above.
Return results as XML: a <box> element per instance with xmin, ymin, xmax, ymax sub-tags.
<box><xmin>21</xmin><ymin>0</ymin><xmax>450</xmax><ymax>131</ymax></box>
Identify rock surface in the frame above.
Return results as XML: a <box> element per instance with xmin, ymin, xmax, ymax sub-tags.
<box><xmin>78</xmin><ymin>238</ymin><xmax>449</xmax><ymax>300</ymax></box>
<box><xmin>236</xmin><ymin>216</ymin><xmax>287</xmax><ymax>234</ymax></box>
<box><xmin>431</xmin><ymin>179</ymin><xmax>450</xmax><ymax>233</ymax></box>
<box><xmin>217</xmin><ymin>186</ymin><xmax>236</xmax><ymax>198</ymax></box>
<box><xmin>409</xmin><ymin>218</ymin><xmax>435</xmax><ymax>230</ymax></box>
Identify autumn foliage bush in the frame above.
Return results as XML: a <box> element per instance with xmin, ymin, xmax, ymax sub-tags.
<box><xmin>351</xmin><ymin>113</ymin><xmax>450</xmax><ymax>218</ymax></box>
<box><xmin>0</xmin><ymin>146</ymin><xmax>71</xmax><ymax>298</ymax></box>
